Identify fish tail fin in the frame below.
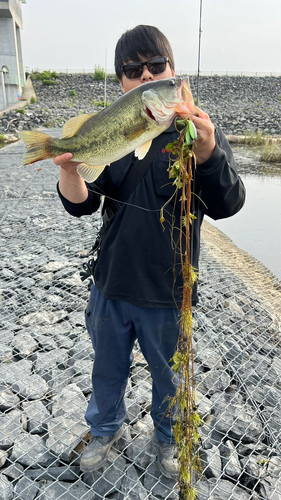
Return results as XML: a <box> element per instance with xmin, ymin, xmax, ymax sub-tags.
<box><xmin>22</xmin><ymin>131</ymin><xmax>53</xmax><ymax>165</ymax></box>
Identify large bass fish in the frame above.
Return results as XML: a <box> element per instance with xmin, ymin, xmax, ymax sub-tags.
<box><xmin>22</xmin><ymin>77</ymin><xmax>194</xmax><ymax>183</ymax></box>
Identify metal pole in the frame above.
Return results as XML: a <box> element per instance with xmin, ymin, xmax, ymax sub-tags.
<box><xmin>196</xmin><ymin>0</ymin><xmax>203</xmax><ymax>104</ymax></box>
<box><xmin>104</xmin><ymin>49</ymin><xmax>107</xmax><ymax>109</ymax></box>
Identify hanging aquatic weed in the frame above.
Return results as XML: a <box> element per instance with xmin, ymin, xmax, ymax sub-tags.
<box><xmin>162</xmin><ymin>117</ymin><xmax>202</xmax><ymax>500</ymax></box>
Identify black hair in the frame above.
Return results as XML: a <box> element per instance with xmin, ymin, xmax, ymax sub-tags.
<box><xmin>114</xmin><ymin>25</ymin><xmax>175</xmax><ymax>80</ymax></box>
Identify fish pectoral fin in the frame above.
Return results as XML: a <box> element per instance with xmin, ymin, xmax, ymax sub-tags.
<box><xmin>62</xmin><ymin>114</ymin><xmax>95</xmax><ymax>139</ymax></box>
<box><xmin>134</xmin><ymin>140</ymin><xmax>152</xmax><ymax>160</ymax></box>
<box><xmin>77</xmin><ymin>163</ymin><xmax>107</xmax><ymax>183</ymax></box>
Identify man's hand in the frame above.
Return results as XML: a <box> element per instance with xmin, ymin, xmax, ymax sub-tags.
<box><xmin>178</xmin><ymin>106</ymin><xmax>216</xmax><ymax>165</ymax></box>
<box><xmin>54</xmin><ymin>153</ymin><xmax>89</xmax><ymax>203</ymax></box>
<box><xmin>54</xmin><ymin>153</ymin><xmax>80</xmax><ymax>175</ymax></box>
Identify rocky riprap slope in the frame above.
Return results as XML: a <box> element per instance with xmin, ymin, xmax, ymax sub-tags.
<box><xmin>0</xmin><ymin>137</ymin><xmax>280</xmax><ymax>499</ymax></box>
<box><xmin>0</xmin><ymin>73</ymin><xmax>281</xmax><ymax>136</ymax></box>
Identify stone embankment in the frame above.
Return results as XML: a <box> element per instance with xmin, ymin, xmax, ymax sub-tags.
<box><xmin>0</xmin><ymin>74</ymin><xmax>281</xmax><ymax>136</ymax></box>
<box><xmin>0</xmin><ymin>135</ymin><xmax>280</xmax><ymax>498</ymax></box>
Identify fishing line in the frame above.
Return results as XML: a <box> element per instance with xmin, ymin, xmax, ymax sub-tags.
<box><xmin>22</xmin><ymin>161</ymin><xmax>171</xmax><ymax>215</ymax></box>
<box><xmin>0</xmin><ymin>167</ymin><xmax>42</xmax><ymax>224</ymax></box>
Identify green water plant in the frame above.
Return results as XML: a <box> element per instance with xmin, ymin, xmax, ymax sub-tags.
<box><xmin>160</xmin><ymin>118</ymin><xmax>202</xmax><ymax>499</ymax></box>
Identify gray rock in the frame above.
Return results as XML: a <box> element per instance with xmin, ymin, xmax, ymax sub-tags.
<box><xmin>72</xmin><ymin>373</ymin><xmax>92</xmax><ymax>394</ymax></box>
<box><xmin>0</xmin><ymin>409</ymin><xmax>24</xmax><ymax>448</ymax></box>
<box><xmin>1</xmin><ymin>463</ymin><xmax>24</xmax><ymax>480</ymax></box>
<box><xmin>11</xmin><ymin>373</ymin><xmax>48</xmax><ymax>400</ymax></box>
<box><xmin>35</xmin><ymin>349</ymin><xmax>69</xmax><ymax>376</ymax></box>
<box><xmin>25</xmin><ymin>466</ymin><xmax>80</xmax><ymax>481</ymax></box>
<box><xmin>18</xmin><ymin>310</ymin><xmax>68</xmax><ymax>326</ymax></box>
<box><xmin>0</xmin><ymin>345</ymin><xmax>14</xmax><ymax>363</ymax></box>
<box><xmin>33</xmin><ymin>333</ymin><xmax>58</xmax><ymax>351</ymax></box>
<box><xmin>22</xmin><ymin>400</ymin><xmax>50</xmax><ymax>433</ymax></box>
<box><xmin>132</xmin><ymin>414</ymin><xmax>154</xmax><ymax>437</ymax></box>
<box><xmin>0</xmin><ymin>474</ymin><xmax>13</xmax><ymax>500</ymax></box>
<box><xmin>50</xmin><ymin>383</ymin><xmax>87</xmax><ymax>420</ymax></box>
<box><xmin>195</xmin><ymin>390</ymin><xmax>212</xmax><ymax>418</ymax></box>
<box><xmin>125</xmin><ymin>397</ymin><xmax>142</xmax><ymax>424</ymax></box>
<box><xmin>115</xmin><ymin>423</ymin><xmax>133</xmax><ymax>453</ymax></box>
<box><xmin>240</xmin><ymin>455</ymin><xmax>264</xmax><ymax>488</ymax></box>
<box><xmin>10</xmin><ymin>432</ymin><xmax>55</xmax><ymax>467</ymax></box>
<box><xmin>211</xmin><ymin>392</ymin><xmax>263</xmax><ymax>442</ymax></box>
<box><xmin>54</xmin><ymin>332</ymin><xmax>75</xmax><ymax>349</ymax></box>
<box><xmin>0</xmin><ymin>359</ymin><xmax>32</xmax><ymax>386</ymax></box>
<box><xmin>0</xmin><ymin>384</ymin><xmax>20</xmax><ymax>411</ymax></box>
<box><xmin>143</xmin><ymin>461</ymin><xmax>177</xmax><ymax>498</ymax></box>
<box><xmin>46</xmin><ymin>416</ymin><xmax>89</xmax><ymax>461</ymax></box>
<box><xmin>120</xmin><ymin>464</ymin><xmax>148</xmax><ymax>500</ymax></box>
<box><xmin>126</xmin><ymin>433</ymin><xmax>155</xmax><ymax>469</ymax></box>
<box><xmin>69</xmin><ymin>339</ymin><xmax>95</xmax><ymax>363</ymax></box>
<box><xmin>194</xmin><ymin>344</ymin><xmax>224</xmax><ymax>370</ymax></box>
<box><xmin>13</xmin><ymin>476</ymin><xmax>39</xmax><ymax>500</ymax></box>
<box><xmin>220</xmin><ymin>440</ymin><xmax>242</xmax><ymax>478</ymax></box>
<box><xmin>259</xmin><ymin>478</ymin><xmax>281</xmax><ymax>500</ymax></box>
<box><xmin>39</xmin><ymin>480</ymin><xmax>93</xmax><ymax>500</ymax></box>
<box><xmin>196</xmin><ymin>478</ymin><xmax>252</xmax><ymax>499</ymax></box>
<box><xmin>12</xmin><ymin>332</ymin><xmax>38</xmax><ymax>357</ymax></box>
<box><xmin>132</xmin><ymin>379</ymin><xmax>152</xmax><ymax>405</ymax></box>
<box><xmin>0</xmin><ymin>450</ymin><xmax>7</xmax><ymax>468</ymax></box>
<box><xmin>200</xmin><ymin>443</ymin><xmax>222</xmax><ymax>478</ymax></box>
<box><xmin>196</xmin><ymin>370</ymin><xmax>231</xmax><ymax>395</ymax></box>
<box><xmin>83</xmin><ymin>452</ymin><xmax>126</xmax><ymax>496</ymax></box>
<box><xmin>41</xmin><ymin>261</ymin><xmax>69</xmax><ymax>273</ymax></box>
<box><xmin>72</xmin><ymin>359</ymin><xmax>93</xmax><ymax>375</ymax></box>
<box><xmin>46</xmin><ymin>367</ymin><xmax>74</xmax><ymax>393</ymax></box>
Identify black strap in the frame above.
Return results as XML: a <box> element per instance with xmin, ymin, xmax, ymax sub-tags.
<box><xmin>117</xmin><ymin>133</ymin><xmax>170</xmax><ymax>202</ymax></box>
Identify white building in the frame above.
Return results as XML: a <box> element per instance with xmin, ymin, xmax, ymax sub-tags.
<box><xmin>0</xmin><ymin>0</ymin><xmax>26</xmax><ymax>111</ymax></box>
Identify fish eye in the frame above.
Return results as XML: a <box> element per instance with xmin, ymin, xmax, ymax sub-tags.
<box><xmin>169</xmin><ymin>79</ymin><xmax>175</xmax><ymax>86</ymax></box>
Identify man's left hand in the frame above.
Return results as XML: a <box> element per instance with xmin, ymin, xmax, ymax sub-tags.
<box><xmin>178</xmin><ymin>105</ymin><xmax>216</xmax><ymax>165</ymax></box>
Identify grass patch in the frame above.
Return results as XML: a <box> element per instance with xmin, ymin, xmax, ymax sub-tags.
<box><xmin>31</xmin><ymin>70</ymin><xmax>59</xmax><ymax>81</ymax></box>
<box><xmin>0</xmin><ymin>133</ymin><xmax>4</xmax><ymax>148</ymax></box>
<box><xmin>93</xmin><ymin>65</ymin><xmax>106</xmax><ymax>80</ymax></box>
<box><xmin>42</xmin><ymin>79</ymin><xmax>58</xmax><ymax>86</ymax></box>
<box><xmin>30</xmin><ymin>96</ymin><xmax>37</xmax><ymax>104</ymax></box>
<box><xmin>261</xmin><ymin>139</ymin><xmax>281</xmax><ymax>162</ymax></box>
<box><xmin>92</xmin><ymin>99</ymin><xmax>110</xmax><ymax>108</ymax></box>
<box><xmin>15</xmin><ymin>108</ymin><xmax>25</xmax><ymax>114</ymax></box>
<box><xmin>244</xmin><ymin>129</ymin><xmax>264</xmax><ymax>146</ymax></box>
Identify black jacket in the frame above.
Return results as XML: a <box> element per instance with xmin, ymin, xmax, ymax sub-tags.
<box><xmin>58</xmin><ymin>123</ymin><xmax>245</xmax><ymax>308</ymax></box>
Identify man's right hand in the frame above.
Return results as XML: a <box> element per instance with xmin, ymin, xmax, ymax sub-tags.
<box><xmin>54</xmin><ymin>153</ymin><xmax>80</xmax><ymax>175</ymax></box>
<box><xmin>55</xmin><ymin>153</ymin><xmax>89</xmax><ymax>203</ymax></box>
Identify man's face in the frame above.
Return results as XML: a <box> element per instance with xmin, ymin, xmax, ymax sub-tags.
<box><xmin>120</xmin><ymin>55</ymin><xmax>175</xmax><ymax>93</ymax></box>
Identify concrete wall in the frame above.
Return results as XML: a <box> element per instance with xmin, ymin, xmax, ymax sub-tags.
<box><xmin>0</xmin><ymin>0</ymin><xmax>25</xmax><ymax>110</ymax></box>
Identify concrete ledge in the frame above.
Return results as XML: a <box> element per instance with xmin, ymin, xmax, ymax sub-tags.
<box><xmin>0</xmin><ymin>77</ymin><xmax>36</xmax><ymax>118</ymax></box>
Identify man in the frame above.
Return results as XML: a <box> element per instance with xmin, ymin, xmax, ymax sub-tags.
<box><xmin>55</xmin><ymin>25</ymin><xmax>245</xmax><ymax>479</ymax></box>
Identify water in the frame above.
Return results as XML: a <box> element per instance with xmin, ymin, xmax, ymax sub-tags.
<box><xmin>206</xmin><ymin>145</ymin><xmax>281</xmax><ymax>280</ymax></box>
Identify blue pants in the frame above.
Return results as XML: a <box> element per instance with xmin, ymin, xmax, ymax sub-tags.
<box><xmin>84</xmin><ymin>285</ymin><xmax>180</xmax><ymax>443</ymax></box>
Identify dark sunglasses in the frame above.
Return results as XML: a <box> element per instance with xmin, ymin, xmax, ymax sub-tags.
<box><xmin>121</xmin><ymin>56</ymin><xmax>169</xmax><ymax>80</ymax></box>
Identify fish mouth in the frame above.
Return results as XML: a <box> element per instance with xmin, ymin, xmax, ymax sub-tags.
<box><xmin>146</xmin><ymin>107</ymin><xmax>156</xmax><ymax>121</ymax></box>
<box><xmin>143</xmin><ymin>77</ymin><xmax>195</xmax><ymax>126</ymax></box>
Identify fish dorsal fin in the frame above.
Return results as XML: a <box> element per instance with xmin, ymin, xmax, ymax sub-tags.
<box><xmin>134</xmin><ymin>139</ymin><xmax>152</xmax><ymax>160</ymax></box>
<box><xmin>62</xmin><ymin>114</ymin><xmax>94</xmax><ymax>139</ymax></box>
<box><xmin>77</xmin><ymin>163</ymin><xmax>107</xmax><ymax>183</ymax></box>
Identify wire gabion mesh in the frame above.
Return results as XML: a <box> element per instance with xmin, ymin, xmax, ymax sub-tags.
<box><xmin>0</xmin><ymin>135</ymin><xmax>280</xmax><ymax>500</ymax></box>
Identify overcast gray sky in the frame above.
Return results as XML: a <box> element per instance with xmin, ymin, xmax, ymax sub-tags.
<box><xmin>21</xmin><ymin>0</ymin><xmax>281</xmax><ymax>74</ymax></box>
